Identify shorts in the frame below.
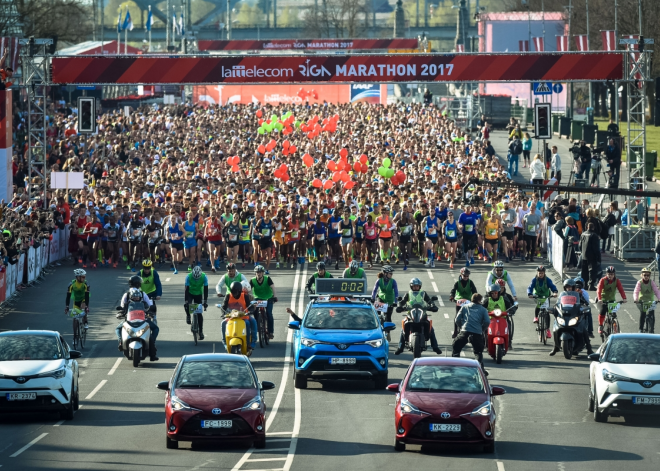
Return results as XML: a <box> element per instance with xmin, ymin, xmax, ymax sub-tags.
<box><xmin>400</xmin><ymin>236</ymin><xmax>411</xmax><ymax>245</ymax></box>
<box><xmin>183</xmin><ymin>239</ymin><xmax>197</xmax><ymax>249</ymax></box>
<box><xmin>149</xmin><ymin>240</ymin><xmax>163</xmax><ymax>249</ymax></box>
<box><xmin>79</xmin><ymin>239</ymin><xmax>88</xmax><ymax>246</ymax></box>
<box><xmin>87</xmin><ymin>237</ymin><xmax>99</xmax><ymax>245</ymax></box>
<box><xmin>341</xmin><ymin>237</ymin><xmax>352</xmax><ymax>246</ymax></box>
<box><xmin>354</xmin><ymin>237</ymin><xmax>364</xmax><ymax>245</ymax></box>
<box><xmin>445</xmin><ymin>237</ymin><xmax>458</xmax><ymax>244</ymax></box>
<box><xmin>107</xmin><ymin>239</ymin><xmax>119</xmax><ymax>245</ymax></box>
<box><xmin>227</xmin><ymin>241</ymin><xmax>239</xmax><ymax>248</ymax></box>
<box><xmin>170</xmin><ymin>242</ymin><xmax>184</xmax><ymax>251</ymax></box>
<box><xmin>502</xmin><ymin>231</ymin><xmax>514</xmax><ymax>240</ymax></box>
<box><xmin>514</xmin><ymin>227</ymin><xmax>524</xmax><ymax>239</ymax></box>
<box><xmin>379</xmin><ymin>236</ymin><xmax>392</xmax><ymax>241</ymax></box>
<box><xmin>417</xmin><ymin>232</ymin><xmax>426</xmax><ymax>242</ymax></box>
<box><xmin>208</xmin><ymin>240</ymin><xmax>223</xmax><ymax>246</ymax></box>
<box><xmin>463</xmin><ymin>234</ymin><xmax>478</xmax><ymax>251</ymax></box>
<box><xmin>288</xmin><ymin>239</ymin><xmax>299</xmax><ymax>246</ymax></box>
<box><xmin>426</xmin><ymin>236</ymin><xmax>439</xmax><ymax>245</ymax></box>
<box><xmin>258</xmin><ymin>239</ymin><xmax>274</xmax><ymax>250</ymax></box>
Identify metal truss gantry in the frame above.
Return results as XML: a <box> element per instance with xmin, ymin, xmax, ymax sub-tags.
<box><xmin>20</xmin><ymin>38</ymin><xmax>52</xmax><ymax>205</ymax></box>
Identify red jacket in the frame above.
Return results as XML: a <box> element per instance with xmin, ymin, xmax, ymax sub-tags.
<box><xmin>596</xmin><ymin>277</ymin><xmax>627</xmax><ymax>301</ymax></box>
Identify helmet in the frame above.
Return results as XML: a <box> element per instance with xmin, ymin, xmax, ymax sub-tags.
<box><xmin>316</xmin><ymin>262</ymin><xmax>326</xmax><ymax>271</ymax></box>
<box><xmin>563</xmin><ymin>278</ymin><xmax>576</xmax><ymax>289</ymax></box>
<box><xmin>73</xmin><ymin>269</ymin><xmax>86</xmax><ymax>277</ymax></box>
<box><xmin>142</xmin><ymin>259</ymin><xmax>153</xmax><ymax>268</ymax></box>
<box><xmin>410</xmin><ymin>278</ymin><xmax>422</xmax><ymax>290</ymax></box>
<box><xmin>129</xmin><ymin>275</ymin><xmax>143</xmax><ymax>288</ymax></box>
<box><xmin>460</xmin><ymin>267</ymin><xmax>470</xmax><ymax>276</ymax></box>
<box><xmin>192</xmin><ymin>266</ymin><xmax>203</xmax><ymax>280</ymax></box>
<box><xmin>230</xmin><ymin>281</ymin><xmax>243</xmax><ymax>299</ymax></box>
<box><xmin>641</xmin><ymin>268</ymin><xmax>652</xmax><ymax>276</ymax></box>
<box><xmin>241</xmin><ymin>280</ymin><xmax>252</xmax><ymax>293</ymax></box>
<box><xmin>606</xmin><ymin>266</ymin><xmax>615</xmax><ymax>274</ymax></box>
<box><xmin>488</xmin><ymin>283</ymin><xmax>501</xmax><ymax>293</ymax></box>
<box><xmin>349</xmin><ymin>260</ymin><xmax>359</xmax><ymax>274</ymax></box>
<box><xmin>574</xmin><ymin>277</ymin><xmax>584</xmax><ymax>289</ymax></box>
<box><xmin>382</xmin><ymin>265</ymin><xmax>394</xmax><ymax>274</ymax></box>
<box><xmin>536</xmin><ymin>265</ymin><xmax>546</xmax><ymax>273</ymax></box>
<box><xmin>493</xmin><ymin>261</ymin><xmax>504</xmax><ymax>269</ymax></box>
<box><xmin>254</xmin><ymin>265</ymin><xmax>266</xmax><ymax>274</ymax></box>
<box><xmin>226</xmin><ymin>263</ymin><xmax>236</xmax><ymax>271</ymax></box>
<box><xmin>496</xmin><ymin>278</ymin><xmax>506</xmax><ymax>288</ymax></box>
<box><xmin>129</xmin><ymin>287</ymin><xmax>142</xmax><ymax>302</ymax></box>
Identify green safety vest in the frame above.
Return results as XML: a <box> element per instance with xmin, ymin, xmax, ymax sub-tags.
<box><xmin>487</xmin><ymin>296</ymin><xmax>506</xmax><ymax>312</ymax></box>
<box><xmin>377</xmin><ymin>278</ymin><xmax>395</xmax><ymax>304</ymax></box>
<box><xmin>188</xmin><ymin>273</ymin><xmax>207</xmax><ymax>296</ymax></box>
<box><xmin>140</xmin><ymin>269</ymin><xmax>156</xmax><ymax>295</ymax></box>
<box><xmin>495</xmin><ymin>270</ymin><xmax>509</xmax><ymax>282</ymax></box>
<box><xmin>601</xmin><ymin>278</ymin><xmax>619</xmax><ymax>302</ymax></box>
<box><xmin>343</xmin><ymin>268</ymin><xmax>365</xmax><ymax>279</ymax></box>
<box><xmin>639</xmin><ymin>280</ymin><xmax>655</xmax><ymax>303</ymax></box>
<box><xmin>533</xmin><ymin>277</ymin><xmax>550</xmax><ymax>298</ymax></box>
<box><xmin>252</xmin><ymin>275</ymin><xmax>274</xmax><ymax>300</ymax></box>
<box><xmin>455</xmin><ymin>279</ymin><xmax>473</xmax><ymax>300</ymax></box>
<box><xmin>224</xmin><ymin>272</ymin><xmax>244</xmax><ymax>291</ymax></box>
<box><xmin>407</xmin><ymin>290</ymin><xmax>427</xmax><ymax>308</ymax></box>
<box><xmin>313</xmin><ymin>272</ymin><xmax>333</xmax><ymax>280</ymax></box>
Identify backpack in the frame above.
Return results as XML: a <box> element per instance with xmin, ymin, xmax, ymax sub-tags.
<box><xmin>513</xmin><ymin>140</ymin><xmax>523</xmax><ymax>155</ymax></box>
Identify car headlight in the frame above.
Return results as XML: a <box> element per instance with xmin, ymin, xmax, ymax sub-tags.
<box><xmin>602</xmin><ymin>369</ymin><xmax>631</xmax><ymax>383</ymax></box>
<box><xmin>557</xmin><ymin>317</ymin><xmax>565</xmax><ymax>326</ymax></box>
<box><xmin>37</xmin><ymin>367</ymin><xmax>67</xmax><ymax>379</ymax></box>
<box><xmin>568</xmin><ymin>317</ymin><xmax>579</xmax><ymax>326</ymax></box>
<box><xmin>171</xmin><ymin>394</ymin><xmax>201</xmax><ymax>412</ymax></box>
<box><xmin>400</xmin><ymin>398</ymin><xmax>427</xmax><ymax>416</ymax></box>
<box><xmin>471</xmin><ymin>401</ymin><xmax>491</xmax><ymax>416</ymax></box>
<box><xmin>301</xmin><ymin>337</ymin><xmax>321</xmax><ymax>347</ymax></box>
<box><xmin>238</xmin><ymin>396</ymin><xmax>262</xmax><ymax>411</ymax></box>
<box><xmin>364</xmin><ymin>339</ymin><xmax>383</xmax><ymax>348</ymax></box>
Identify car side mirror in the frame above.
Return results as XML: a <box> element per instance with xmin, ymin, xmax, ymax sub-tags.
<box><xmin>382</xmin><ymin>322</ymin><xmax>396</xmax><ymax>332</ymax></box>
<box><xmin>68</xmin><ymin>350</ymin><xmax>82</xmax><ymax>359</ymax></box>
<box><xmin>588</xmin><ymin>353</ymin><xmax>600</xmax><ymax>362</ymax></box>
<box><xmin>386</xmin><ymin>383</ymin><xmax>400</xmax><ymax>393</ymax></box>
<box><xmin>288</xmin><ymin>321</ymin><xmax>300</xmax><ymax>330</ymax></box>
<box><xmin>431</xmin><ymin>296</ymin><xmax>438</xmax><ymax>301</ymax></box>
<box><xmin>156</xmin><ymin>381</ymin><xmax>169</xmax><ymax>391</ymax></box>
<box><xmin>491</xmin><ymin>386</ymin><xmax>506</xmax><ymax>396</ymax></box>
<box><xmin>261</xmin><ymin>381</ymin><xmax>276</xmax><ymax>391</ymax></box>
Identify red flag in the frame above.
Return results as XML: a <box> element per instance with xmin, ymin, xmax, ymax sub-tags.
<box><xmin>574</xmin><ymin>34</ymin><xmax>589</xmax><ymax>51</ymax></box>
<box><xmin>556</xmin><ymin>35</ymin><xmax>569</xmax><ymax>51</ymax></box>
<box><xmin>456</xmin><ymin>44</ymin><xmax>465</xmax><ymax>53</ymax></box>
<box><xmin>600</xmin><ymin>30</ymin><xmax>616</xmax><ymax>51</ymax></box>
<box><xmin>532</xmin><ymin>37</ymin><xmax>544</xmax><ymax>52</ymax></box>
<box><xmin>519</xmin><ymin>40</ymin><xmax>529</xmax><ymax>52</ymax></box>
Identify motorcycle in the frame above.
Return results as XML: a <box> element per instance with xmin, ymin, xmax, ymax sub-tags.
<box><xmin>117</xmin><ymin>301</ymin><xmax>155</xmax><ymax>367</ymax></box>
<box><xmin>552</xmin><ymin>294</ymin><xmax>590</xmax><ymax>359</ymax></box>
<box><xmin>396</xmin><ymin>296</ymin><xmax>438</xmax><ymax>359</ymax></box>
<box><xmin>486</xmin><ymin>303</ymin><xmax>518</xmax><ymax>364</ymax></box>
<box><xmin>221</xmin><ymin>303</ymin><xmax>254</xmax><ymax>355</ymax></box>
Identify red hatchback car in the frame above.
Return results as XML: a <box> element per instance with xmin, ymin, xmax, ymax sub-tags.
<box><xmin>157</xmin><ymin>353</ymin><xmax>275</xmax><ymax>449</ymax></box>
<box><xmin>387</xmin><ymin>357</ymin><xmax>505</xmax><ymax>453</ymax></box>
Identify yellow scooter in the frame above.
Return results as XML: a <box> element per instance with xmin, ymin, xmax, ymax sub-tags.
<box><xmin>223</xmin><ymin>309</ymin><xmax>250</xmax><ymax>355</ymax></box>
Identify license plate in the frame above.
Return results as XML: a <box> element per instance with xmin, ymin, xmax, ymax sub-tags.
<box><xmin>201</xmin><ymin>420</ymin><xmax>232</xmax><ymax>428</ymax></box>
<box><xmin>632</xmin><ymin>396</ymin><xmax>660</xmax><ymax>405</ymax></box>
<box><xmin>6</xmin><ymin>393</ymin><xmax>37</xmax><ymax>401</ymax></box>
<box><xmin>430</xmin><ymin>423</ymin><xmax>461</xmax><ymax>432</ymax></box>
<box><xmin>329</xmin><ymin>358</ymin><xmax>356</xmax><ymax>365</ymax></box>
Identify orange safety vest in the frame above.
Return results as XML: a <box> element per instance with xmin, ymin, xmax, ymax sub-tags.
<box><xmin>226</xmin><ymin>292</ymin><xmax>247</xmax><ymax>311</ymax></box>
<box><xmin>378</xmin><ymin>215</ymin><xmax>392</xmax><ymax>238</ymax></box>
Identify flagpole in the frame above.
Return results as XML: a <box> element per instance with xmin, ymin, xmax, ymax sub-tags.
<box><xmin>614</xmin><ymin>0</ymin><xmax>619</xmax><ymax>126</ymax></box>
<box><xmin>125</xmin><ymin>25</ymin><xmax>127</xmax><ymax>54</ymax></box>
<box><xmin>586</xmin><ymin>0</ymin><xmax>592</xmax><ymax>114</ymax></box>
<box><xmin>166</xmin><ymin>0</ymin><xmax>170</xmax><ymax>50</ymax></box>
<box><xmin>148</xmin><ymin>5</ymin><xmax>152</xmax><ymax>52</ymax></box>
<box><xmin>118</xmin><ymin>8</ymin><xmax>121</xmax><ymax>54</ymax></box>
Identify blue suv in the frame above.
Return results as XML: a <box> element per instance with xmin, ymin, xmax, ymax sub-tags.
<box><xmin>288</xmin><ymin>298</ymin><xmax>396</xmax><ymax>389</ymax></box>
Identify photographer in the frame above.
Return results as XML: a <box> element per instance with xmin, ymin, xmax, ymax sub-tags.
<box><xmin>577</xmin><ymin>140</ymin><xmax>592</xmax><ymax>182</ymax></box>
<box><xmin>605</xmin><ymin>138</ymin><xmax>621</xmax><ymax>177</ymax></box>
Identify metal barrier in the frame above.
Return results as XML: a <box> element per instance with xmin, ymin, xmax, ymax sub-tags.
<box><xmin>613</xmin><ymin>226</ymin><xmax>658</xmax><ymax>260</ymax></box>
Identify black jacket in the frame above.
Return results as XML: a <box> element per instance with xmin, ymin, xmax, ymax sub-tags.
<box><xmin>579</xmin><ymin>230</ymin><xmax>601</xmax><ymax>262</ymax></box>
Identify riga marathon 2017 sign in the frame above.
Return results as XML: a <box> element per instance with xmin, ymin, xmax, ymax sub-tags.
<box><xmin>198</xmin><ymin>38</ymin><xmax>419</xmax><ymax>51</ymax></box>
<box><xmin>51</xmin><ymin>53</ymin><xmax>624</xmax><ymax>85</ymax></box>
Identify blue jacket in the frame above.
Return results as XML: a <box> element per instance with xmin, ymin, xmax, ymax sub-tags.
<box><xmin>455</xmin><ymin>303</ymin><xmax>490</xmax><ymax>334</ymax></box>
<box><xmin>151</xmin><ymin>270</ymin><xmax>163</xmax><ymax>297</ymax></box>
<box><xmin>526</xmin><ymin>276</ymin><xmax>558</xmax><ymax>296</ymax></box>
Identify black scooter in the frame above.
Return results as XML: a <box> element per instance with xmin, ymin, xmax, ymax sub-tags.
<box><xmin>552</xmin><ymin>295</ymin><xmax>590</xmax><ymax>359</ymax></box>
<box><xmin>395</xmin><ymin>296</ymin><xmax>438</xmax><ymax>359</ymax></box>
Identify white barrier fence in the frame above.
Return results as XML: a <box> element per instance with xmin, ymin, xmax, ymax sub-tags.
<box><xmin>2</xmin><ymin>225</ymin><xmax>70</xmax><ymax>303</ymax></box>
<box><xmin>551</xmin><ymin>226</ymin><xmax>564</xmax><ymax>280</ymax></box>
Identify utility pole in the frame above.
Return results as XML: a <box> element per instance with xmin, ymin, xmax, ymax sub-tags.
<box><xmin>615</xmin><ymin>0</ymin><xmax>619</xmax><ymax>126</ymax></box>
<box><xmin>227</xmin><ymin>0</ymin><xmax>231</xmax><ymax>39</ymax></box>
<box><xmin>424</xmin><ymin>0</ymin><xmax>428</xmax><ymax>28</ymax></box>
<box><xmin>416</xmin><ymin>0</ymin><xmax>419</xmax><ymax>28</ymax></box>
<box><xmin>587</xmin><ymin>0</ymin><xmax>593</xmax><ymax>114</ymax></box>
<box><xmin>100</xmin><ymin>0</ymin><xmax>104</xmax><ymax>53</ymax></box>
<box><xmin>567</xmin><ymin>0</ymin><xmax>573</xmax><ymax>118</ymax></box>
<box><xmin>166</xmin><ymin>0</ymin><xmax>170</xmax><ymax>50</ymax></box>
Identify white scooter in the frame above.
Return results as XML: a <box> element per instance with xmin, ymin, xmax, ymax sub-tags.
<box><xmin>117</xmin><ymin>302</ymin><xmax>153</xmax><ymax>367</ymax></box>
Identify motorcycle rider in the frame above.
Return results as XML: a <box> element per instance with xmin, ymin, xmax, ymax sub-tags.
<box><xmin>306</xmin><ymin>261</ymin><xmax>333</xmax><ymax>293</ymax></box>
<box><xmin>549</xmin><ymin>279</ymin><xmax>593</xmax><ymax>356</ymax></box>
<box><xmin>485</xmin><ymin>261</ymin><xmax>518</xmax><ymax>301</ymax></box>
<box><xmin>116</xmin><ymin>286</ymin><xmax>159</xmax><ymax>361</ymax></box>
<box><xmin>371</xmin><ymin>265</ymin><xmax>399</xmax><ymax>323</ymax></box>
<box><xmin>216</xmin><ymin>263</ymin><xmax>249</xmax><ymax>296</ymax></box>
<box><xmin>185</xmin><ymin>266</ymin><xmax>209</xmax><ymax>339</ymax></box>
<box><xmin>574</xmin><ymin>277</ymin><xmax>594</xmax><ymax>338</ymax></box>
<box><xmin>633</xmin><ymin>268</ymin><xmax>660</xmax><ymax>333</ymax></box>
<box><xmin>595</xmin><ymin>266</ymin><xmax>627</xmax><ymax>335</ymax></box>
<box><xmin>527</xmin><ymin>265</ymin><xmax>559</xmax><ymax>339</ymax></box>
<box><xmin>452</xmin><ymin>293</ymin><xmax>491</xmax><ymax>373</ymax></box>
<box><xmin>220</xmin><ymin>281</ymin><xmax>257</xmax><ymax>354</ymax></box>
<box><xmin>139</xmin><ymin>259</ymin><xmax>162</xmax><ymax>313</ymax></box>
<box><xmin>394</xmin><ymin>278</ymin><xmax>442</xmax><ymax>355</ymax></box>
<box><xmin>449</xmin><ymin>267</ymin><xmax>478</xmax><ymax>313</ymax></box>
<box><xmin>342</xmin><ymin>260</ymin><xmax>367</xmax><ymax>284</ymax></box>
<box><xmin>482</xmin><ymin>283</ymin><xmax>515</xmax><ymax>349</ymax></box>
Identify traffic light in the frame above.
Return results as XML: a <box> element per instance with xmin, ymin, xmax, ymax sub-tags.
<box><xmin>77</xmin><ymin>97</ymin><xmax>96</xmax><ymax>134</ymax></box>
<box><xmin>534</xmin><ymin>103</ymin><xmax>551</xmax><ymax>139</ymax></box>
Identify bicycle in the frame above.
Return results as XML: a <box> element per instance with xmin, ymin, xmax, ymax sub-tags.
<box><xmin>253</xmin><ymin>300</ymin><xmax>270</xmax><ymax>348</ymax></box>
<box><xmin>601</xmin><ymin>301</ymin><xmax>621</xmax><ymax>342</ymax></box>
<box><xmin>67</xmin><ymin>308</ymin><xmax>86</xmax><ymax>350</ymax></box>
<box><xmin>636</xmin><ymin>301</ymin><xmax>657</xmax><ymax>333</ymax></box>
<box><xmin>187</xmin><ymin>303</ymin><xmax>205</xmax><ymax>345</ymax></box>
<box><xmin>533</xmin><ymin>296</ymin><xmax>551</xmax><ymax>345</ymax></box>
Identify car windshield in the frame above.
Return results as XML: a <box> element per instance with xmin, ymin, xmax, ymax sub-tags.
<box><xmin>0</xmin><ymin>335</ymin><xmax>63</xmax><ymax>361</ymax></box>
<box><xmin>406</xmin><ymin>365</ymin><xmax>485</xmax><ymax>393</ymax></box>
<box><xmin>303</xmin><ymin>307</ymin><xmax>379</xmax><ymax>330</ymax></box>
<box><xmin>175</xmin><ymin>361</ymin><xmax>256</xmax><ymax>389</ymax></box>
<box><xmin>605</xmin><ymin>338</ymin><xmax>660</xmax><ymax>365</ymax></box>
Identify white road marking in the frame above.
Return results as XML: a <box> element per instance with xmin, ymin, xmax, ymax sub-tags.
<box><xmin>444</xmin><ymin>313</ymin><xmax>449</xmax><ymax>318</ymax></box>
<box><xmin>251</xmin><ymin>448</ymin><xmax>290</xmax><ymax>452</ymax></box>
<box><xmin>262</xmin><ymin>438</ymin><xmax>292</xmax><ymax>442</ymax></box>
<box><xmin>431</xmin><ymin>282</ymin><xmax>439</xmax><ymax>293</ymax></box>
<box><xmin>10</xmin><ymin>433</ymin><xmax>48</xmax><ymax>458</ymax></box>
<box><xmin>85</xmin><ymin>380</ymin><xmax>107</xmax><ymax>400</ymax></box>
<box><xmin>268</xmin><ymin>431</ymin><xmax>293</xmax><ymax>435</ymax></box>
<box><xmin>497</xmin><ymin>461</ymin><xmax>506</xmax><ymax>471</ymax></box>
<box><xmin>246</xmin><ymin>457</ymin><xmax>287</xmax><ymax>462</ymax></box>
<box><xmin>437</xmin><ymin>295</ymin><xmax>444</xmax><ymax>307</ymax></box>
<box><xmin>427</xmin><ymin>270</ymin><xmax>434</xmax><ymax>280</ymax></box>
<box><xmin>53</xmin><ymin>420</ymin><xmax>65</xmax><ymax>427</ymax></box>
<box><xmin>107</xmin><ymin>358</ymin><xmax>122</xmax><ymax>376</ymax></box>
<box><xmin>460</xmin><ymin>351</ymin><xmax>466</xmax><ymax>357</ymax></box>
<box><xmin>282</xmin><ymin>387</ymin><xmax>301</xmax><ymax>471</ymax></box>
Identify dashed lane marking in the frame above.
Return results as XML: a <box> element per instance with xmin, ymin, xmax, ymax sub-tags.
<box><xmin>497</xmin><ymin>462</ymin><xmax>506</xmax><ymax>471</ymax></box>
<box><xmin>108</xmin><ymin>358</ymin><xmax>122</xmax><ymax>376</ymax></box>
<box><xmin>431</xmin><ymin>282</ymin><xmax>439</xmax><ymax>293</ymax></box>
<box><xmin>9</xmin><ymin>433</ymin><xmax>48</xmax><ymax>458</ymax></box>
<box><xmin>437</xmin><ymin>295</ymin><xmax>444</xmax><ymax>307</ymax></box>
<box><xmin>85</xmin><ymin>380</ymin><xmax>107</xmax><ymax>400</ymax></box>
<box><xmin>444</xmin><ymin>313</ymin><xmax>449</xmax><ymax>318</ymax></box>
<box><xmin>427</xmin><ymin>270</ymin><xmax>434</xmax><ymax>280</ymax></box>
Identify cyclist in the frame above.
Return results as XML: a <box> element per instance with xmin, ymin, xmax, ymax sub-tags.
<box><xmin>527</xmin><ymin>266</ymin><xmax>559</xmax><ymax>338</ymax></box>
<box><xmin>250</xmin><ymin>265</ymin><xmax>278</xmax><ymax>340</ymax></box>
<box><xmin>371</xmin><ymin>265</ymin><xmax>398</xmax><ymax>324</ymax></box>
<box><xmin>65</xmin><ymin>269</ymin><xmax>90</xmax><ymax>329</ymax></box>
<box><xmin>574</xmin><ymin>277</ymin><xmax>594</xmax><ymax>338</ymax></box>
<box><xmin>482</xmin><ymin>283</ymin><xmax>515</xmax><ymax>349</ymax></box>
<box><xmin>449</xmin><ymin>267</ymin><xmax>478</xmax><ymax>313</ymax></box>
<box><xmin>394</xmin><ymin>278</ymin><xmax>442</xmax><ymax>355</ymax></box>
<box><xmin>139</xmin><ymin>259</ymin><xmax>162</xmax><ymax>314</ymax></box>
<box><xmin>216</xmin><ymin>263</ymin><xmax>249</xmax><ymax>297</ymax></box>
<box><xmin>116</xmin><ymin>287</ymin><xmax>159</xmax><ymax>361</ymax></box>
<box><xmin>596</xmin><ymin>266</ymin><xmax>627</xmax><ymax>335</ymax></box>
<box><xmin>306</xmin><ymin>261</ymin><xmax>333</xmax><ymax>293</ymax></box>
<box><xmin>633</xmin><ymin>268</ymin><xmax>660</xmax><ymax>333</ymax></box>
<box><xmin>220</xmin><ymin>281</ymin><xmax>257</xmax><ymax>354</ymax></box>
<box><xmin>342</xmin><ymin>260</ymin><xmax>367</xmax><ymax>284</ymax></box>
<box><xmin>485</xmin><ymin>261</ymin><xmax>518</xmax><ymax>301</ymax></box>
<box><xmin>185</xmin><ymin>266</ymin><xmax>209</xmax><ymax>339</ymax></box>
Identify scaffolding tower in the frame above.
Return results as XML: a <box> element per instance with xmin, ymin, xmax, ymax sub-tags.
<box><xmin>20</xmin><ymin>38</ymin><xmax>52</xmax><ymax>205</ymax></box>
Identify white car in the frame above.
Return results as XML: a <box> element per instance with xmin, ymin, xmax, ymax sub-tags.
<box><xmin>589</xmin><ymin>333</ymin><xmax>660</xmax><ymax>422</ymax></box>
<box><xmin>0</xmin><ymin>330</ymin><xmax>81</xmax><ymax>420</ymax></box>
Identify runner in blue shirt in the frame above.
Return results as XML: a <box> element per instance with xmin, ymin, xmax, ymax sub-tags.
<box><xmin>458</xmin><ymin>204</ymin><xmax>480</xmax><ymax>267</ymax></box>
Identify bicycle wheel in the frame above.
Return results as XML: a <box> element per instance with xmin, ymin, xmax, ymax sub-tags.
<box><xmin>192</xmin><ymin>314</ymin><xmax>198</xmax><ymax>346</ymax></box>
<box><xmin>537</xmin><ymin>314</ymin><xmax>544</xmax><ymax>343</ymax></box>
<box><xmin>612</xmin><ymin>319</ymin><xmax>620</xmax><ymax>334</ymax></box>
<box><xmin>258</xmin><ymin>313</ymin><xmax>266</xmax><ymax>348</ymax></box>
<box><xmin>72</xmin><ymin>319</ymin><xmax>79</xmax><ymax>350</ymax></box>
<box><xmin>79</xmin><ymin>320</ymin><xmax>86</xmax><ymax>349</ymax></box>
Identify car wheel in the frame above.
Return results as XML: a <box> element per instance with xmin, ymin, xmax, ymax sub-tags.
<box><xmin>593</xmin><ymin>387</ymin><xmax>607</xmax><ymax>422</ymax></box>
<box><xmin>294</xmin><ymin>371</ymin><xmax>307</xmax><ymax>389</ymax></box>
<box><xmin>254</xmin><ymin>436</ymin><xmax>266</xmax><ymax>449</ymax></box>
<box><xmin>374</xmin><ymin>374</ymin><xmax>388</xmax><ymax>390</ymax></box>
<box><xmin>60</xmin><ymin>402</ymin><xmax>74</xmax><ymax>421</ymax></box>
<box><xmin>73</xmin><ymin>386</ymin><xmax>80</xmax><ymax>411</ymax></box>
<box><xmin>587</xmin><ymin>388</ymin><xmax>595</xmax><ymax>412</ymax></box>
<box><xmin>166</xmin><ymin>436</ymin><xmax>178</xmax><ymax>449</ymax></box>
<box><xmin>483</xmin><ymin>441</ymin><xmax>495</xmax><ymax>453</ymax></box>
<box><xmin>394</xmin><ymin>437</ymin><xmax>406</xmax><ymax>452</ymax></box>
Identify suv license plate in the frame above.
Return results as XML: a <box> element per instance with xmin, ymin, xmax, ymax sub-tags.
<box><xmin>329</xmin><ymin>358</ymin><xmax>356</xmax><ymax>365</ymax></box>
<box><xmin>632</xmin><ymin>396</ymin><xmax>660</xmax><ymax>405</ymax></box>
<box><xmin>201</xmin><ymin>420</ymin><xmax>232</xmax><ymax>428</ymax></box>
<box><xmin>6</xmin><ymin>393</ymin><xmax>37</xmax><ymax>401</ymax></box>
<box><xmin>430</xmin><ymin>423</ymin><xmax>461</xmax><ymax>432</ymax></box>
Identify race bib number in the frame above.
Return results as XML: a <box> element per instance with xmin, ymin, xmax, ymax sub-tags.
<box><xmin>446</xmin><ymin>229</ymin><xmax>456</xmax><ymax>238</ymax></box>
<box><xmin>527</xmin><ymin>224</ymin><xmax>536</xmax><ymax>232</ymax></box>
<box><xmin>150</xmin><ymin>231</ymin><xmax>158</xmax><ymax>239</ymax></box>
<box><xmin>357</xmin><ymin>226</ymin><xmax>364</xmax><ymax>233</ymax></box>
<box><xmin>609</xmin><ymin>303</ymin><xmax>620</xmax><ymax>313</ymax></box>
<box><xmin>254</xmin><ymin>300</ymin><xmax>268</xmax><ymax>308</ymax></box>
<box><xmin>92</xmin><ymin>227</ymin><xmax>98</xmax><ymax>234</ymax></box>
<box><xmin>133</xmin><ymin>229</ymin><xmax>141</xmax><ymax>237</ymax></box>
<box><xmin>428</xmin><ymin>228</ymin><xmax>437</xmax><ymax>235</ymax></box>
<box><xmin>456</xmin><ymin>299</ymin><xmax>470</xmax><ymax>306</ymax></box>
<box><xmin>261</xmin><ymin>228</ymin><xmax>271</xmax><ymax>237</ymax></box>
<box><xmin>402</xmin><ymin>226</ymin><xmax>412</xmax><ymax>235</ymax></box>
<box><xmin>332</xmin><ymin>223</ymin><xmax>339</xmax><ymax>230</ymax></box>
<box><xmin>291</xmin><ymin>231</ymin><xmax>299</xmax><ymax>239</ymax></box>
<box><xmin>488</xmin><ymin>229</ymin><xmax>497</xmax><ymax>236</ymax></box>
<box><xmin>374</xmin><ymin>301</ymin><xmax>388</xmax><ymax>312</ymax></box>
<box><xmin>185</xmin><ymin>231</ymin><xmax>194</xmax><ymax>238</ymax></box>
<box><xmin>78</xmin><ymin>227</ymin><xmax>84</xmax><ymax>235</ymax></box>
<box><xmin>537</xmin><ymin>299</ymin><xmax>550</xmax><ymax>309</ymax></box>
<box><xmin>316</xmin><ymin>233</ymin><xmax>325</xmax><ymax>241</ymax></box>
<box><xmin>367</xmin><ymin>228</ymin><xmax>375</xmax><ymax>236</ymax></box>
<box><xmin>342</xmin><ymin>228</ymin><xmax>351</xmax><ymax>236</ymax></box>
<box><xmin>108</xmin><ymin>231</ymin><xmax>116</xmax><ymax>238</ymax></box>
<box><xmin>229</xmin><ymin>233</ymin><xmax>238</xmax><ymax>241</ymax></box>
<box><xmin>171</xmin><ymin>232</ymin><xmax>181</xmax><ymax>240</ymax></box>
<box><xmin>210</xmin><ymin>227</ymin><xmax>218</xmax><ymax>235</ymax></box>
<box><xmin>465</xmin><ymin>224</ymin><xmax>474</xmax><ymax>232</ymax></box>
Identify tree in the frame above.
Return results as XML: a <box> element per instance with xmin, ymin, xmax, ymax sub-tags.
<box><xmin>303</xmin><ymin>0</ymin><xmax>371</xmax><ymax>38</ymax></box>
<box><xmin>16</xmin><ymin>0</ymin><xmax>92</xmax><ymax>44</ymax></box>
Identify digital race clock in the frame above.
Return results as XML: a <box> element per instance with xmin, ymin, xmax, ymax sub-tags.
<box><xmin>315</xmin><ymin>278</ymin><xmax>367</xmax><ymax>296</ymax></box>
